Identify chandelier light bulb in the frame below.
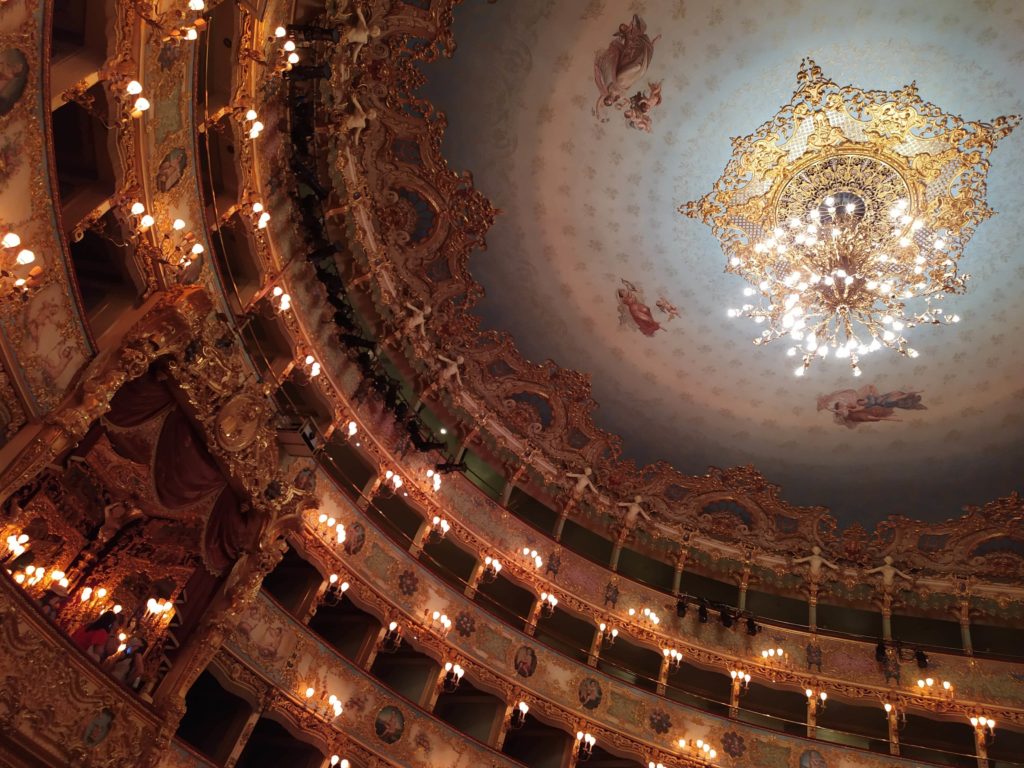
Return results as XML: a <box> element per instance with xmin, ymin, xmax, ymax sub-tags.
<box><xmin>15</xmin><ymin>249</ymin><xmax>34</xmax><ymax>265</ymax></box>
<box><xmin>133</xmin><ymin>97</ymin><xmax>150</xmax><ymax>112</ymax></box>
<box><xmin>287</xmin><ymin>52</ymin><xmax>300</xmax><ymax>64</ymax></box>
<box><xmin>125</xmin><ymin>80</ymin><xmax>143</xmax><ymax>95</ymax></box>
<box><xmin>172</xmin><ymin>218</ymin><xmax>186</xmax><ymax>230</ymax></box>
<box><xmin>188</xmin><ymin>0</ymin><xmax>206</xmax><ymax>10</ymax></box>
<box><xmin>1</xmin><ymin>232</ymin><xmax>20</xmax><ymax>249</ymax></box>
<box><xmin>140</xmin><ymin>214</ymin><xmax>155</xmax><ymax>230</ymax></box>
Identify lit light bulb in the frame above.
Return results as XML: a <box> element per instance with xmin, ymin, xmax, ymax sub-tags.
<box><xmin>15</xmin><ymin>249</ymin><xmax>35</xmax><ymax>265</ymax></box>
<box><xmin>126</xmin><ymin>80</ymin><xmax>143</xmax><ymax>95</ymax></box>
<box><xmin>133</xmin><ymin>97</ymin><xmax>151</xmax><ymax>113</ymax></box>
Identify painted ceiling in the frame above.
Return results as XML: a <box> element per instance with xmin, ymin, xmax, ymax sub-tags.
<box><xmin>420</xmin><ymin>0</ymin><xmax>1024</xmax><ymax>527</ymax></box>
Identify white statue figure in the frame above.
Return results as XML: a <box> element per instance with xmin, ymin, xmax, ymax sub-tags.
<box><xmin>401</xmin><ymin>302</ymin><xmax>431</xmax><ymax>338</ymax></box>
<box><xmin>616</xmin><ymin>495</ymin><xmax>650</xmax><ymax>538</ymax></box>
<box><xmin>340</xmin><ymin>4</ymin><xmax>381</xmax><ymax>63</ymax></box>
<box><xmin>792</xmin><ymin>545</ymin><xmax>839</xmax><ymax>584</ymax></box>
<box><xmin>436</xmin><ymin>354</ymin><xmax>464</xmax><ymax>388</ymax></box>
<box><xmin>865</xmin><ymin>555</ymin><xmax>913</xmax><ymax>590</ymax></box>
<box><xmin>566</xmin><ymin>466</ymin><xmax>598</xmax><ymax>499</ymax></box>
<box><xmin>341</xmin><ymin>95</ymin><xmax>376</xmax><ymax>146</ymax></box>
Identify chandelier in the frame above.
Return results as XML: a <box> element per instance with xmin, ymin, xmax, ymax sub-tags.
<box><xmin>684</xmin><ymin>59</ymin><xmax>1018</xmax><ymax>375</ymax></box>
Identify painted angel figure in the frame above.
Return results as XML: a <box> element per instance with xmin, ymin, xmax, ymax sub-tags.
<box><xmin>817</xmin><ymin>385</ymin><xmax>926</xmax><ymax>428</ymax></box>
<box><xmin>624</xmin><ymin>80</ymin><xmax>663</xmax><ymax>132</ymax></box>
<box><xmin>616</xmin><ymin>279</ymin><xmax>662</xmax><ymax>337</ymax></box>
<box><xmin>593</xmin><ymin>15</ymin><xmax>660</xmax><ymax>121</ymax></box>
<box><xmin>656</xmin><ymin>295</ymin><xmax>679</xmax><ymax>322</ymax></box>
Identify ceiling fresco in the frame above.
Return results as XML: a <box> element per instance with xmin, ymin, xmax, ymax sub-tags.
<box><xmin>420</xmin><ymin>0</ymin><xmax>1024</xmax><ymax>527</ymax></box>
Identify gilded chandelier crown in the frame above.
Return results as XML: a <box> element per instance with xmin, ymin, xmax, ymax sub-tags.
<box><xmin>683</xmin><ymin>58</ymin><xmax>1019</xmax><ymax>375</ymax></box>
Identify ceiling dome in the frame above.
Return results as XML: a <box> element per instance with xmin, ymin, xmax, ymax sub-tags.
<box><xmin>420</xmin><ymin>0</ymin><xmax>1024</xmax><ymax>528</ymax></box>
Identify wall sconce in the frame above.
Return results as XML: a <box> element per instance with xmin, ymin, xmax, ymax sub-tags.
<box><xmin>428</xmin><ymin>610</ymin><xmax>452</xmax><ymax>636</ymax></box>
<box><xmin>760</xmin><ymin>646</ymin><xmax>786</xmax><ymax>662</ymax></box>
<box><xmin>238</xmin><ymin>109</ymin><xmax>264</xmax><ymax>139</ymax></box>
<box><xmin>269</xmin><ymin>285</ymin><xmax>292</xmax><ymax>313</ymax></box>
<box><xmin>381</xmin><ymin>621</ymin><xmax>402</xmax><ymax>652</ymax></box>
<box><xmin>916</xmin><ymin>677</ymin><xmax>954</xmax><ymax>698</ymax></box>
<box><xmin>970</xmin><ymin>715</ymin><xmax>996</xmax><ymax>738</ymax></box>
<box><xmin>539</xmin><ymin>591</ymin><xmax>558</xmax><ymax>617</ymax></box>
<box><xmin>521</xmin><ymin>547</ymin><xmax>543</xmax><ymax>570</ymax></box>
<box><xmin>806</xmin><ymin>688</ymin><xmax>828</xmax><ymax>708</ymax></box>
<box><xmin>628</xmin><ymin>606</ymin><xmax>660</xmax><ymax>626</ymax></box>
<box><xmin>329</xmin><ymin>757</ymin><xmax>350</xmax><ymax>768</ymax></box>
<box><xmin>598</xmin><ymin>622</ymin><xmax>618</xmax><ymax>646</ymax></box>
<box><xmin>730</xmin><ymin>669</ymin><xmax>752</xmax><ymax>690</ymax></box>
<box><xmin>575</xmin><ymin>731</ymin><xmax>596</xmax><ymax>761</ymax></box>
<box><xmin>481</xmin><ymin>556</ymin><xmax>502</xmax><ymax>583</ymax></box>
<box><xmin>3</xmin><ymin>532</ymin><xmax>29</xmax><ymax>561</ymax></box>
<box><xmin>124</xmin><ymin>79</ymin><xmax>150</xmax><ymax>119</ymax></box>
<box><xmin>663</xmin><ymin>648</ymin><xmax>683</xmax><ymax>671</ymax></box>
<box><xmin>323</xmin><ymin>574</ymin><xmax>349</xmax><ymax>605</ymax></box>
<box><xmin>383</xmin><ymin>470</ymin><xmax>404</xmax><ymax>492</ymax></box>
<box><xmin>425</xmin><ymin>468</ymin><xmax>442</xmax><ymax>492</ymax></box>
<box><xmin>428</xmin><ymin>515</ymin><xmax>450</xmax><ymax>542</ymax></box>
<box><xmin>326</xmin><ymin>694</ymin><xmax>343</xmax><ymax>719</ymax></box>
<box><xmin>441</xmin><ymin>662</ymin><xmax>464</xmax><ymax>692</ymax></box>
<box><xmin>510</xmin><ymin>701</ymin><xmax>529</xmax><ymax>729</ymax></box>
<box><xmin>678</xmin><ymin>738</ymin><xmax>716</xmax><ymax>762</ymax></box>
<box><xmin>0</xmin><ymin>233</ymin><xmax>42</xmax><ymax>301</ymax></box>
<box><xmin>296</xmin><ymin>354</ymin><xmax>321</xmax><ymax>383</ymax></box>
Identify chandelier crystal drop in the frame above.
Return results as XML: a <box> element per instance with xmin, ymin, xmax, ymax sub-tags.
<box><xmin>684</xmin><ymin>59</ymin><xmax>1019</xmax><ymax>374</ymax></box>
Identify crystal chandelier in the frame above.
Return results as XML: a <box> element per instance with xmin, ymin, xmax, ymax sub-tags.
<box><xmin>684</xmin><ymin>59</ymin><xmax>1019</xmax><ymax>375</ymax></box>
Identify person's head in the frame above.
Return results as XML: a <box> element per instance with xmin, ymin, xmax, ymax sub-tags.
<box><xmin>87</xmin><ymin>611</ymin><xmax>117</xmax><ymax>633</ymax></box>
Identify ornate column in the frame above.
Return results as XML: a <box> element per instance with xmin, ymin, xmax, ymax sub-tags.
<box><xmin>885</xmin><ymin>705</ymin><xmax>901</xmax><ymax>756</ymax></box>
<box><xmin>671</xmin><ymin>545</ymin><xmax>688</xmax><ymax>596</ymax></box>
<box><xmin>956</xmin><ymin>577</ymin><xmax>974</xmax><ymax>655</ymax></box>
<box><xmin>0</xmin><ymin>287</ymin><xmax>212</xmax><ymax>506</ymax></box>
<box><xmin>805</xmin><ymin>693</ymin><xmax>818</xmax><ymax>739</ymax></box>
<box><xmin>358</xmin><ymin>474</ymin><xmax>382</xmax><ymax>509</ymax></box>
<box><xmin>524</xmin><ymin>596</ymin><xmax>544</xmax><ymax>636</ymax></box>
<box><xmin>223</xmin><ymin>697</ymin><xmax>269</xmax><ymax>768</ymax></box>
<box><xmin>464</xmin><ymin>559</ymin><xmax>485</xmax><ymax>599</ymax></box>
<box><xmin>651</xmin><ymin>654</ymin><xmax>668</xmax><ymax>696</ymax></box>
<box><xmin>737</xmin><ymin>551</ymin><xmax>753</xmax><ymax>612</ymax></box>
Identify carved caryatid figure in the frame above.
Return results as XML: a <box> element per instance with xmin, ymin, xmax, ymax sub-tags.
<box><xmin>435</xmin><ymin>354</ymin><xmax>464</xmax><ymax>389</ymax></box>
<box><xmin>402</xmin><ymin>302</ymin><xmax>431</xmax><ymax>337</ymax></box>
<box><xmin>566</xmin><ymin>466</ymin><xmax>598</xmax><ymax>499</ymax></box>
<box><xmin>792</xmin><ymin>545</ymin><xmax>839</xmax><ymax>587</ymax></box>
<box><xmin>615</xmin><ymin>495</ymin><xmax>651</xmax><ymax>540</ymax></box>
<box><xmin>340</xmin><ymin>4</ymin><xmax>381</xmax><ymax>63</ymax></box>
<box><xmin>341</xmin><ymin>95</ymin><xmax>376</xmax><ymax>146</ymax></box>
<box><xmin>866</xmin><ymin>555</ymin><xmax>913</xmax><ymax>591</ymax></box>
